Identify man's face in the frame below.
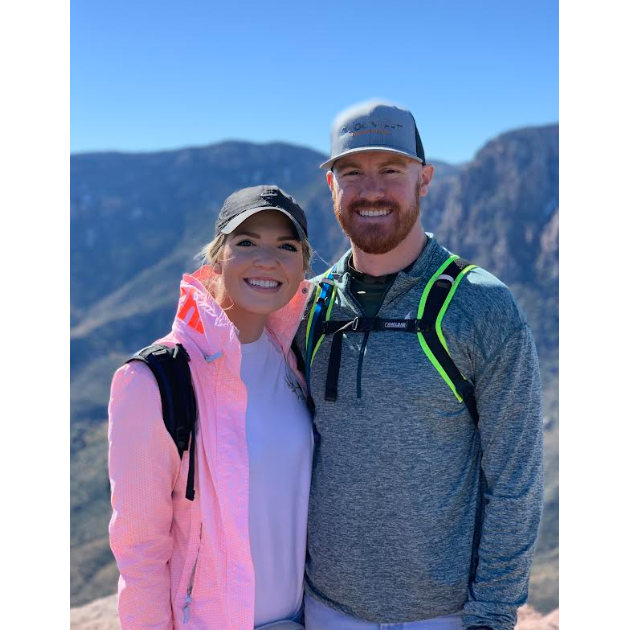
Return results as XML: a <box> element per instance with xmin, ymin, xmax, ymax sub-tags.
<box><xmin>327</xmin><ymin>151</ymin><xmax>433</xmax><ymax>255</ymax></box>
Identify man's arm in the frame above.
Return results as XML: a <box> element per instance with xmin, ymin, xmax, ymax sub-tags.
<box><xmin>108</xmin><ymin>363</ymin><xmax>180</xmax><ymax>630</ymax></box>
<box><xmin>462</xmin><ymin>324</ymin><xmax>544</xmax><ymax>630</ymax></box>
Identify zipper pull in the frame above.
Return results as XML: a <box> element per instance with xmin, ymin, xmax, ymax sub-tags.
<box><xmin>183</xmin><ymin>590</ymin><xmax>192</xmax><ymax>624</ymax></box>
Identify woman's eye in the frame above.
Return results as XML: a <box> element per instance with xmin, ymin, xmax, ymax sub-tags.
<box><xmin>235</xmin><ymin>239</ymin><xmax>254</xmax><ymax>247</ymax></box>
<box><xmin>280</xmin><ymin>243</ymin><xmax>298</xmax><ymax>252</ymax></box>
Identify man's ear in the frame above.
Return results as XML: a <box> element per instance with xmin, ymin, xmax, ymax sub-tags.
<box><xmin>326</xmin><ymin>170</ymin><xmax>335</xmax><ymax>193</ymax></box>
<box><xmin>418</xmin><ymin>164</ymin><xmax>435</xmax><ymax>198</ymax></box>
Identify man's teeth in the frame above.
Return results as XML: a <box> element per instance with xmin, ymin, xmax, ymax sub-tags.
<box><xmin>246</xmin><ymin>279</ymin><xmax>280</xmax><ymax>288</ymax></box>
<box><xmin>358</xmin><ymin>209</ymin><xmax>392</xmax><ymax>217</ymax></box>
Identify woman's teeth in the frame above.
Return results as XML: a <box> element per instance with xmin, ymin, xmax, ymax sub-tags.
<box><xmin>358</xmin><ymin>209</ymin><xmax>392</xmax><ymax>217</ymax></box>
<box><xmin>245</xmin><ymin>278</ymin><xmax>280</xmax><ymax>288</ymax></box>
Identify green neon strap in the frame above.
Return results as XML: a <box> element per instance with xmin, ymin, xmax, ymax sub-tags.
<box><xmin>311</xmin><ymin>283</ymin><xmax>337</xmax><ymax>363</ymax></box>
<box><xmin>435</xmin><ymin>264</ymin><xmax>477</xmax><ymax>354</ymax></box>
<box><xmin>305</xmin><ymin>282</ymin><xmax>324</xmax><ymax>347</ymax></box>
<box><xmin>417</xmin><ymin>255</ymin><xmax>459</xmax><ymax>318</ymax></box>
<box><xmin>416</xmin><ymin>254</ymin><xmax>468</xmax><ymax>403</ymax></box>
<box><xmin>417</xmin><ymin>332</ymin><xmax>463</xmax><ymax>401</ymax></box>
<box><xmin>305</xmin><ymin>267</ymin><xmax>337</xmax><ymax>368</ymax></box>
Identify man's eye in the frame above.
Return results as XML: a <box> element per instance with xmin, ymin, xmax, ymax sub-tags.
<box><xmin>280</xmin><ymin>243</ymin><xmax>298</xmax><ymax>252</ymax></box>
<box><xmin>235</xmin><ymin>239</ymin><xmax>253</xmax><ymax>247</ymax></box>
<box><xmin>341</xmin><ymin>170</ymin><xmax>360</xmax><ymax>177</ymax></box>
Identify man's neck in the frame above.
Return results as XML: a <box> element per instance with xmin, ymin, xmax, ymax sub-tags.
<box><xmin>350</xmin><ymin>225</ymin><xmax>427</xmax><ymax>277</ymax></box>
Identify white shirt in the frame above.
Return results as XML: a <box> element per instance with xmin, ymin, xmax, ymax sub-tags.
<box><xmin>240</xmin><ymin>328</ymin><xmax>313</xmax><ymax>625</ymax></box>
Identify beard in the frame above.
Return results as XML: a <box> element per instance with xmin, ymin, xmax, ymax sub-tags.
<box><xmin>333</xmin><ymin>183</ymin><xmax>421</xmax><ymax>255</ymax></box>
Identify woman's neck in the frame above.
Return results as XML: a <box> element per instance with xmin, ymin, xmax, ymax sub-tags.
<box><xmin>233</xmin><ymin>313</ymin><xmax>268</xmax><ymax>344</ymax></box>
<box><xmin>218</xmin><ymin>299</ymin><xmax>268</xmax><ymax>344</ymax></box>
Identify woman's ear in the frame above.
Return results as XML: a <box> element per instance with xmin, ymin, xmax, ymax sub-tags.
<box><xmin>212</xmin><ymin>260</ymin><xmax>222</xmax><ymax>275</ymax></box>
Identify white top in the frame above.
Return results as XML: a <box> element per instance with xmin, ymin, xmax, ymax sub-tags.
<box><xmin>240</xmin><ymin>328</ymin><xmax>313</xmax><ymax>626</ymax></box>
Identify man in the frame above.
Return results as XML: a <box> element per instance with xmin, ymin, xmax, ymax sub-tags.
<box><xmin>296</xmin><ymin>101</ymin><xmax>543</xmax><ymax>630</ymax></box>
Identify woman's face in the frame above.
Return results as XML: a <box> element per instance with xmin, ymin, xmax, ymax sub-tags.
<box><xmin>216</xmin><ymin>210</ymin><xmax>305</xmax><ymax>319</ymax></box>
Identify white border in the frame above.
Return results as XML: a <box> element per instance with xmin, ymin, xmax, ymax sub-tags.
<box><xmin>1</xmin><ymin>2</ymin><xmax>69</xmax><ymax>626</ymax></box>
<box><xmin>561</xmin><ymin>0</ymin><xmax>630</xmax><ymax>626</ymax></box>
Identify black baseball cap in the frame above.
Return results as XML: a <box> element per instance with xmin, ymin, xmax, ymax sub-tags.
<box><xmin>215</xmin><ymin>185</ymin><xmax>308</xmax><ymax>241</ymax></box>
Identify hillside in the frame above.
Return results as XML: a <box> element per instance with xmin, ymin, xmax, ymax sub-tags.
<box><xmin>70</xmin><ymin>126</ymin><xmax>558</xmax><ymax>611</ymax></box>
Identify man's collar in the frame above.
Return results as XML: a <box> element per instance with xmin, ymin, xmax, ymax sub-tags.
<box><xmin>337</xmin><ymin>233</ymin><xmax>438</xmax><ymax>279</ymax></box>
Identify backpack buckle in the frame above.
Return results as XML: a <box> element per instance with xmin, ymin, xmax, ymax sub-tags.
<box><xmin>149</xmin><ymin>347</ymin><xmax>170</xmax><ymax>361</ymax></box>
<box><xmin>435</xmin><ymin>274</ymin><xmax>454</xmax><ymax>289</ymax></box>
<box><xmin>416</xmin><ymin>319</ymin><xmax>432</xmax><ymax>334</ymax></box>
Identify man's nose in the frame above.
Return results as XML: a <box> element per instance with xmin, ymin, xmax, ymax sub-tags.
<box><xmin>360</xmin><ymin>174</ymin><xmax>385</xmax><ymax>201</ymax></box>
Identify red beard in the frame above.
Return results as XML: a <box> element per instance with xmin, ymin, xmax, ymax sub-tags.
<box><xmin>333</xmin><ymin>184</ymin><xmax>421</xmax><ymax>255</ymax></box>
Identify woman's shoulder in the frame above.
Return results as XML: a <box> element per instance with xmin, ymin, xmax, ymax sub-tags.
<box><xmin>109</xmin><ymin>358</ymin><xmax>181</xmax><ymax>461</ymax></box>
<box><xmin>109</xmin><ymin>359</ymin><xmax>163</xmax><ymax>432</ymax></box>
<box><xmin>111</xmin><ymin>358</ymin><xmax>160</xmax><ymax>400</ymax></box>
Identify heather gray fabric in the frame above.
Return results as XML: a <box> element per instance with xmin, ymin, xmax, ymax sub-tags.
<box><xmin>296</xmin><ymin>235</ymin><xmax>544</xmax><ymax>630</ymax></box>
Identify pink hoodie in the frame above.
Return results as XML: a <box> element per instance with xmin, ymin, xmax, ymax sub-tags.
<box><xmin>108</xmin><ymin>267</ymin><xmax>312</xmax><ymax>630</ymax></box>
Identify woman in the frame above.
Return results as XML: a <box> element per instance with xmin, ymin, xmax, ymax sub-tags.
<box><xmin>108</xmin><ymin>185</ymin><xmax>314</xmax><ymax>630</ymax></box>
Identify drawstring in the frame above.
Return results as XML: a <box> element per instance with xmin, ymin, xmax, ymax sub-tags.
<box><xmin>356</xmin><ymin>332</ymin><xmax>370</xmax><ymax>399</ymax></box>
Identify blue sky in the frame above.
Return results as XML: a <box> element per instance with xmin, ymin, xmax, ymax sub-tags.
<box><xmin>71</xmin><ymin>0</ymin><xmax>558</xmax><ymax>163</ymax></box>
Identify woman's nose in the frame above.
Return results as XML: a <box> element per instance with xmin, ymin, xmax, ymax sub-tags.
<box><xmin>252</xmin><ymin>247</ymin><xmax>278</xmax><ymax>268</ymax></box>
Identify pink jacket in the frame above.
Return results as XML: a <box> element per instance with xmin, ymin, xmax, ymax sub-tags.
<box><xmin>108</xmin><ymin>267</ymin><xmax>312</xmax><ymax>630</ymax></box>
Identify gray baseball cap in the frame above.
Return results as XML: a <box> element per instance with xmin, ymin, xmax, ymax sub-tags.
<box><xmin>215</xmin><ymin>185</ymin><xmax>308</xmax><ymax>241</ymax></box>
<box><xmin>320</xmin><ymin>100</ymin><xmax>426</xmax><ymax>170</ymax></box>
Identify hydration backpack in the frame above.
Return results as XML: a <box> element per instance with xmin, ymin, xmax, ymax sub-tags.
<box><xmin>304</xmin><ymin>254</ymin><xmax>480</xmax><ymax>425</ymax></box>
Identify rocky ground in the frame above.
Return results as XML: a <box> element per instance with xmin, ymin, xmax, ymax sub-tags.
<box><xmin>70</xmin><ymin>594</ymin><xmax>559</xmax><ymax>629</ymax></box>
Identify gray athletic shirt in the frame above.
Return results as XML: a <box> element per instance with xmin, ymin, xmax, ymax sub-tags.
<box><xmin>241</xmin><ymin>329</ymin><xmax>313</xmax><ymax>626</ymax></box>
<box><xmin>297</xmin><ymin>236</ymin><xmax>544</xmax><ymax>630</ymax></box>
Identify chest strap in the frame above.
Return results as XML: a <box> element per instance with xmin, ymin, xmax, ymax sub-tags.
<box><xmin>308</xmin><ymin>255</ymin><xmax>479</xmax><ymax>424</ymax></box>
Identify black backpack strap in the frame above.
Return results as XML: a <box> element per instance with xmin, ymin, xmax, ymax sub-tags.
<box><xmin>417</xmin><ymin>256</ymin><xmax>479</xmax><ymax>425</ymax></box>
<box><xmin>127</xmin><ymin>343</ymin><xmax>198</xmax><ymax>500</ymax></box>
<box><xmin>303</xmin><ymin>255</ymin><xmax>480</xmax><ymax>425</ymax></box>
<box><xmin>324</xmin><ymin>319</ymin><xmax>357</xmax><ymax>402</ymax></box>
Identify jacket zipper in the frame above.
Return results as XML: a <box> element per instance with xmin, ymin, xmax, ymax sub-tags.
<box><xmin>182</xmin><ymin>523</ymin><xmax>203</xmax><ymax>624</ymax></box>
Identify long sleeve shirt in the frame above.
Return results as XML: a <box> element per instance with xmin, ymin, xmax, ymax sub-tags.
<box><xmin>296</xmin><ymin>236</ymin><xmax>544</xmax><ymax>630</ymax></box>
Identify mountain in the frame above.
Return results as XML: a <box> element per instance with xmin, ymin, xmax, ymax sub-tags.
<box><xmin>70</xmin><ymin>126</ymin><xmax>558</xmax><ymax>611</ymax></box>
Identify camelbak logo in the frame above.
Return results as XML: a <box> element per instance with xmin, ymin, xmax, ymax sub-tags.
<box><xmin>384</xmin><ymin>321</ymin><xmax>407</xmax><ymax>329</ymax></box>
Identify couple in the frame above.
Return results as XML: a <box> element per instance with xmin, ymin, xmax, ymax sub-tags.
<box><xmin>108</xmin><ymin>101</ymin><xmax>544</xmax><ymax>630</ymax></box>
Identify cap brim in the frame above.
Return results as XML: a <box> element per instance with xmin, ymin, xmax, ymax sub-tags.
<box><xmin>220</xmin><ymin>206</ymin><xmax>307</xmax><ymax>241</ymax></box>
<box><xmin>319</xmin><ymin>146</ymin><xmax>425</xmax><ymax>170</ymax></box>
